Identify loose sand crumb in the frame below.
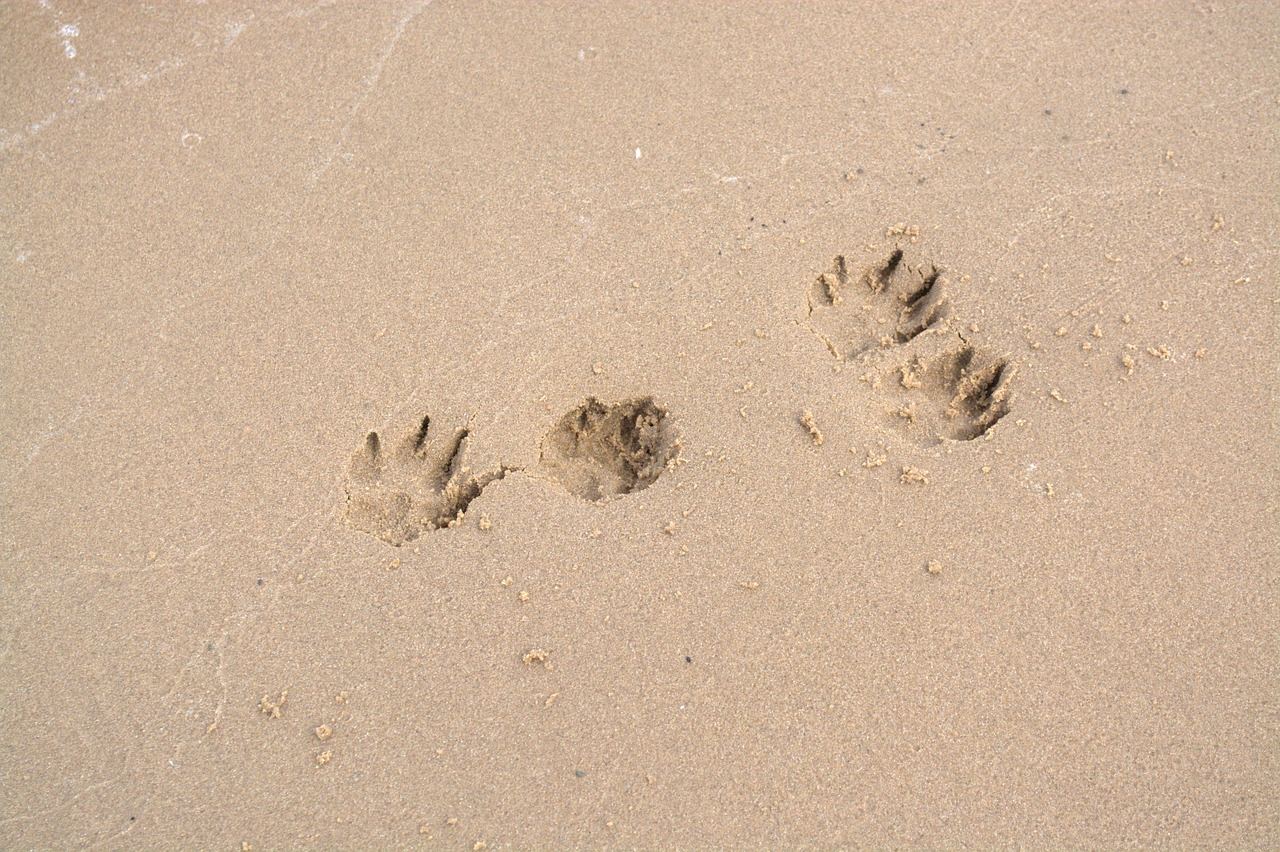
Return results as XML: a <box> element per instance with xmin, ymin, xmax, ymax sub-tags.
<box><xmin>1147</xmin><ymin>345</ymin><xmax>1172</xmax><ymax>360</ymax></box>
<box><xmin>900</xmin><ymin>466</ymin><xmax>929</xmax><ymax>485</ymax></box>
<box><xmin>1049</xmin><ymin>389</ymin><xmax>1066</xmax><ymax>402</ymax></box>
<box><xmin>259</xmin><ymin>690</ymin><xmax>288</xmax><ymax>719</ymax></box>
<box><xmin>927</xmin><ymin>560</ymin><xmax>943</xmax><ymax>575</ymax></box>
<box><xmin>1195</xmin><ymin>348</ymin><xmax>1207</xmax><ymax>359</ymax></box>
<box><xmin>1122</xmin><ymin>354</ymin><xmax>1137</xmax><ymax>375</ymax></box>
<box><xmin>739</xmin><ymin>580</ymin><xmax>760</xmax><ymax>590</ymax></box>
<box><xmin>316</xmin><ymin>724</ymin><xmax>333</xmax><ymax>740</ymax></box>
<box><xmin>885</xmin><ymin>222</ymin><xmax>921</xmax><ymax>243</ymax></box>
<box><xmin>522</xmin><ymin>649</ymin><xmax>552</xmax><ymax>669</ymax></box>
<box><xmin>901</xmin><ymin>363</ymin><xmax>923</xmax><ymax>389</ymax></box>
<box><xmin>316</xmin><ymin>750</ymin><xmax>332</xmax><ymax>766</ymax></box>
<box><xmin>800</xmin><ymin>410</ymin><xmax>824</xmax><ymax>446</ymax></box>
<box><xmin>479</xmin><ymin>513</ymin><xmax>492</xmax><ymax>531</ymax></box>
<box><xmin>519</xmin><ymin>590</ymin><xmax>529</xmax><ymax>602</ymax></box>
<box><xmin>861</xmin><ymin>447</ymin><xmax>888</xmax><ymax>468</ymax></box>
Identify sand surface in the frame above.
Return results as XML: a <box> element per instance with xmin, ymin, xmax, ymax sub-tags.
<box><xmin>2</xmin><ymin>2</ymin><xmax>1278</xmax><ymax>848</ymax></box>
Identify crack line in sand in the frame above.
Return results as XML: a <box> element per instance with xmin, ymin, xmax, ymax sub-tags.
<box><xmin>310</xmin><ymin>0</ymin><xmax>434</xmax><ymax>184</ymax></box>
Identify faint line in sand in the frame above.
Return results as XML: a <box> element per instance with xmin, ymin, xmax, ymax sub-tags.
<box><xmin>310</xmin><ymin>0</ymin><xmax>434</xmax><ymax>185</ymax></box>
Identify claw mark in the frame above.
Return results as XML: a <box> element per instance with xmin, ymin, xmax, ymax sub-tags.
<box><xmin>411</xmin><ymin>414</ymin><xmax>430</xmax><ymax>455</ymax></box>
<box><xmin>896</xmin><ymin>266</ymin><xmax>949</xmax><ymax>343</ymax></box>
<box><xmin>864</xmin><ymin>248</ymin><xmax>904</xmax><ymax>294</ymax></box>
<box><xmin>947</xmin><ymin>351</ymin><xmax>1013</xmax><ymax>440</ymax></box>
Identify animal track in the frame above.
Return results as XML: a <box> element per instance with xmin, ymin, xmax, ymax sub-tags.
<box><xmin>342</xmin><ymin>414</ymin><xmax>515</xmax><ymax>546</ymax></box>
<box><xmin>802</xmin><ymin>233</ymin><xmax>1017</xmax><ymax>444</ymax></box>
<box><xmin>540</xmin><ymin>396</ymin><xmax>679</xmax><ymax>502</ymax></box>
<box><xmin>806</xmin><ymin>246</ymin><xmax>952</xmax><ymax>359</ymax></box>
<box><xmin>885</xmin><ymin>341</ymin><xmax>1015</xmax><ymax>443</ymax></box>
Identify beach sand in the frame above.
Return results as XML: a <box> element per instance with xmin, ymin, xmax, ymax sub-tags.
<box><xmin>2</xmin><ymin>2</ymin><xmax>1277</xmax><ymax>848</ymax></box>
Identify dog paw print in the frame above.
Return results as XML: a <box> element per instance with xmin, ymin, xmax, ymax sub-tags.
<box><xmin>342</xmin><ymin>414</ymin><xmax>515</xmax><ymax>546</ymax></box>
<box><xmin>539</xmin><ymin>396</ymin><xmax>680</xmax><ymax>502</ymax></box>
<box><xmin>806</xmin><ymin>247</ymin><xmax>952</xmax><ymax>360</ymax></box>
<box><xmin>884</xmin><ymin>342</ymin><xmax>1015</xmax><ymax>444</ymax></box>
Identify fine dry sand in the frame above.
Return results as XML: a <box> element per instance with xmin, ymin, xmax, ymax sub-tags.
<box><xmin>2</xmin><ymin>2</ymin><xmax>1277</xmax><ymax>849</ymax></box>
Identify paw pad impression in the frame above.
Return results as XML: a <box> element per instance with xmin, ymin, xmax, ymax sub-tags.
<box><xmin>539</xmin><ymin>396</ymin><xmax>679</xmax><ymax>502</ymax></box>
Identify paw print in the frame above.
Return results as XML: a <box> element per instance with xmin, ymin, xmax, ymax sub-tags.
<box><xmin>807</xmin><ymin>246</ymin><xmax>952</xmax><ymax>359</ymax></box>
<box><xmin>886</xmin><ymin>343</ymin><xmax>1015</xmax><ymax>443</ymax></box>
<box><xmin>342</xmin><ymin>414</ymin><xmax>513</xmax><ymax>546</ymax></box>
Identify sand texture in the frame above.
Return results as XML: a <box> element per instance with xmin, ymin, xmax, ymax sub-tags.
<box><xmin>2</xmin><ymin>2</ymin><xmax>1278</xmax><ymax>848</ymax></box>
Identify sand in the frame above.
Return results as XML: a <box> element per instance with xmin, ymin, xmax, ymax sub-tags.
<box><xmin>2</xmin><ymin>2</ymin><xmax>1277</xmax><ymax>848</ymax></box>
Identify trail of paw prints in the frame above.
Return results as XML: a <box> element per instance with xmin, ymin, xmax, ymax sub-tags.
<box><xmin>343</xmin><ymin>413</ymin><xmax>517</xmax><ymax>546</ymax></box>
<box><xmin>342</xmin><ymin>396</ymin><xmax>681</xmax><ymax>544</ymax></box>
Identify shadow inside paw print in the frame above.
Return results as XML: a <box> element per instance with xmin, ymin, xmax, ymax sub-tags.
<box><xmin>343</xmin><ymin>414</ymin><xmax>514</xmax><ymax>546</ymax></box>
<box><xmin>807</xmin><ymin>246</ymin><xmax>952</xmax><ymax>359</ymax></box>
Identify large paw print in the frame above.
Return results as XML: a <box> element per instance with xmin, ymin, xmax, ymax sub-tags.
<box><xmin>539</xmin><ymin>396</ymin><xmax>679</xmax><ymax>502</ymax></box>
<box><xmin>342</xmin><ymin>414</ymin><xmax>514</xmax><ymax>546</ymax></box>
